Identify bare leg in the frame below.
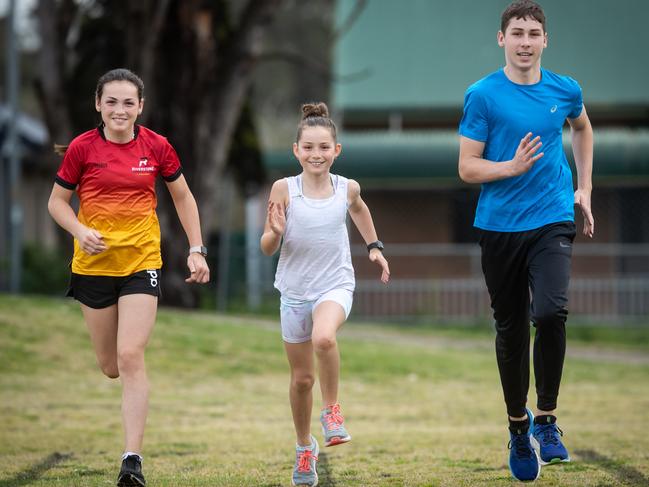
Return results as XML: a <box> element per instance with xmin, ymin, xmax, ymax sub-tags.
<box><xmin>81</xmin><ymin>303</ymin><xmax>119</xmax><ymax>378</ymax></box>
<box><xmin>311</xmin><ymin>301</ymin><xmax>346</xmax><ymax>407</ymax></box>
<box><xmin>116</xmin><ymin>294</ymin><xmax>157</xmax><ymax>453</ymax></box>
<box><xmin>284</xmin><ymin>341</ymin><xmax>315</xmax><ymax>446</ymax></box>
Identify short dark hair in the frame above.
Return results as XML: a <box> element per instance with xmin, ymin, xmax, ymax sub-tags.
<box><xmin>95</xmin><ymin>68</ymin><xmax>144</xmax><ymax>101</ymax></box>
<box><xmin>501</xmin><ymin>0</ymin><xmax>546</xmax><ymax>33</ymax></box>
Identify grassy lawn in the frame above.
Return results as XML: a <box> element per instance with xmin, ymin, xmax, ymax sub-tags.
<box><xmin>1</xmin><ymin>294</ymin><xmax>648</xmax><ymax>486</ymax></box>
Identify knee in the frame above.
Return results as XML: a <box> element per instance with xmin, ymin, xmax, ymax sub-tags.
<box><xmin>96</xmin><ymin>356</ymin><xmax>119</xmax><ymax>378</ymax></box>
<box><xmin>291</xmin><ymin>373</ymin><xmax>315</xmax><ymax>393</ymax></box>
<box><xmin>99</xmin><ymin>363</ymin><xmax>120</xmax><ymax>379</ymax></box>
<box><xmin>312</xmin><ymin>335</ymin><xmax>337</xmax><ymax>354</ymax></box>
<box><xmin>117</xmin><ymin>347</ymin><xmax>144</xmax><ymax>375</ymax></box>
<box><xmin>532</xmin><ymin>304</ymin><xmax>568</xmax><ymax>327</ymax></box>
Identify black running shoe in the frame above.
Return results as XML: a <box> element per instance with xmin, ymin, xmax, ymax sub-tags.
<box><xmin>117</xmin><ymin>455</ymin><xmax>146</xmax><ymax>487</ymax></box>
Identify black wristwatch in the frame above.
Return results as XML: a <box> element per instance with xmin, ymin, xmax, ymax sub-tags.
<box><xmin>367</xmin><ymin>240</ymin><xmax>384</xmax><ymax>253</ymax></box>
<box><xmin>189</xmin><ymin>245</ymin><xmax>208</xmax><ymax>257</ymax></box>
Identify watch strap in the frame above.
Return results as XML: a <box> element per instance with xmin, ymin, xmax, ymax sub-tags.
<box><xmin>367</xmin><ymin>240</ymin><xmax>384</xmax><ymax>252</ymax></box>
<box><xmin>189</xmin><ymin>245</ymin><xmax>208</xmax><ymax>256</ymax></box>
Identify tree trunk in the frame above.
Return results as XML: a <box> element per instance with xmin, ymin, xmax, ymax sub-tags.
<box><xmin>155</xmin><ymin>0</ymin><xmax>283</xmax><ymax>307</ymax></box>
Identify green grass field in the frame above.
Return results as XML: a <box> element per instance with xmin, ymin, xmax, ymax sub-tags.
<box><xmin>1</xmin><ymin>294</ymin><xmax>648</xmax><ymax>486</ymax></box>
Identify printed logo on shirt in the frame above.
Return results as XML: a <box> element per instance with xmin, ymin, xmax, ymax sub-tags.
<box><xmin>132</xmin><ymin>156</ymin><xmax>155</xmax><ymax>173</ymax></box>
<box><xmin>550</xmin><ymin>105</ymin><xmax>558</xmax><ymax>113</ymax></box>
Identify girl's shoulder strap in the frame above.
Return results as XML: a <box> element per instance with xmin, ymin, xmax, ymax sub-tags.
<box><xmin>286</xmin><ymin>175</ymin><xmax>302</xmax><ymax>198</ymax></box>
<box><xmin>332</xmin><ymin>173</ymin><xmax>348</xmax><ymax>192</ymax></box>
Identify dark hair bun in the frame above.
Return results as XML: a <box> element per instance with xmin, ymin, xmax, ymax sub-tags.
<box><xmin>301</xmin><ymin>102</ymin><xmax>329</xmax><ymax>120</ymax></box>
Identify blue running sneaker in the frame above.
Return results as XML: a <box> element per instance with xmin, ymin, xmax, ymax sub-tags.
<box><xmin>531</xmin><ymin>415</ymin><xmax>570</xmax><ymax>465</ymax></box>
<box><xmin>320</xmin><ymin>403</ymin><xmax>351</xmax><ymax>447</ymax></box>
<box><xmin>292</xmin><ymin>435</ymin><xmax>319</xmax><ymax>487</ymax></box>
<box><xmin>508</xmin><ymin>408</ymin><xmax>541</xmax><ymax>482</ymax></box>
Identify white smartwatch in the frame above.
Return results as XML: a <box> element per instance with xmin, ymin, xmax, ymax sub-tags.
<box><xmin>189</xmin><ymin>245</ymin><xmax>208</xmax><ymax>257</ymax></box>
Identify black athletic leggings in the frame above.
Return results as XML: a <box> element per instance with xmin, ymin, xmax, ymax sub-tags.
<box><xmin>479</xmin><ymin>221</ymin><xmax>576</xmax><ymax>418</ymax></box>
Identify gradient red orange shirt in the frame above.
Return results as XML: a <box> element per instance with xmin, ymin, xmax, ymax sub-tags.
<box><xmin>56</xmin><ymin>126</ymin><xmax>182</xmax><ymax>276</ymax></box>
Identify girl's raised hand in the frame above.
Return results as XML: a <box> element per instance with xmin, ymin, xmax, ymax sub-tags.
<box><xmin>369</xmin><ymin>248</ymin><xmax>390</xmax><ymax>284</ymax></box>
<box><xmin>268</xmin><ymin>201</ymin><xmax>287</xmax><ymax>236</ymax></box>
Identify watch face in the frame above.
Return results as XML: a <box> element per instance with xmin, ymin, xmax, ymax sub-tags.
<box><xmin>368</xmin><ymin>241</ymin><xmax>384</xmax><ymax>251</ymax></box>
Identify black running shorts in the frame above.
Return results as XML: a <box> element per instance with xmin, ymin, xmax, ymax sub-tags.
<box><xmin>66</xmin><ymin>269</ymin><xmax>161</xmax><ymax>309</ymax></box>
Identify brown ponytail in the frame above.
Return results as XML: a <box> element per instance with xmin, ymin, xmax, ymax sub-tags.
<box><xmin>53</xmin><ymin>144</ymin><xmax>68</xmax><ymax>156</ymax></box>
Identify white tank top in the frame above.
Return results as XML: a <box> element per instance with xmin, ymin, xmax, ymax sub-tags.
<box><xmin>274</xmin><ymin>174</ymin><xmax>355</xmax><ymax>301</ymax></box>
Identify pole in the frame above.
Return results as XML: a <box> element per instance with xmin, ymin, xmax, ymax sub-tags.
<box><xmin>216</xmin><ymin>174</ymin><xmax>233</xmax><ymax>311</ymax></box>
<box><xmin>6</xmin><ymin>0</ymin><xmax>23</xmax><ymax>293</ymax></box>
<box><xmin>245</xmin><ymin>191</ymin><xmax>262</xmax><ymax>310</ymax></box>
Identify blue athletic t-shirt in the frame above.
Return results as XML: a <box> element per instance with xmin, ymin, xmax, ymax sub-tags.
<box><xmin>459</xmin><ymin>68</ymin><xmax>583</xmax><ymax>232</ymax></box>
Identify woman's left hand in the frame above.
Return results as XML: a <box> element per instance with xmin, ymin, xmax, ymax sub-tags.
<box><xmin>186</xmin><ymin>253</ymin><xmax>210</xmax><ymax>283</ymax></box>
<box><xmin>369</xmin><ymin>248</ymin><xmax>390</xmax><ymax>284</ymax></box>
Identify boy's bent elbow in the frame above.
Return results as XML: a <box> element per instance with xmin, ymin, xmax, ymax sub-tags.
<box><xmin>458</xmin><ymin>162</ymin><xmax>472</xmax><ymax>183</ymax></box>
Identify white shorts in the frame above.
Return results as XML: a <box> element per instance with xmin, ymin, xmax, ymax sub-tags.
<box><xmin>279</xmin><ymin>289</ymin><xmax>353</xmax><ymax>344</ymax></box>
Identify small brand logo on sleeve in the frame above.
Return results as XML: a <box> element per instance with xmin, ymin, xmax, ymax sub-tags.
<box><xmin>550</xmin><ymin>105</ymin><xmax>558</xmax><ymax>113</ymax></box>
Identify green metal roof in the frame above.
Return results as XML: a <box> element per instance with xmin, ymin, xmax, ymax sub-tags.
<box><xmin>263</xmin><ymin>129</ymin><xmax>649</xmax><ymax>185</ymax></box>
<box><xmin>334</xmin><ymin>0</ymin><xmax>649</xmax><ymax>111</ymax></box>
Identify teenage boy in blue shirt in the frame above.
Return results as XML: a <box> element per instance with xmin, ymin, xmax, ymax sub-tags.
<box><xmin>458</xmin><ymin>0</ymin><xmax>594</xmax><ymax>482</ymax></box>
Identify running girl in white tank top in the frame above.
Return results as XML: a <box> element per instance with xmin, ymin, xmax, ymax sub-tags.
<box><xmin>261</xmin><ymin>102</ymin><xmax>390</xmax><ymax>487</ymax></box>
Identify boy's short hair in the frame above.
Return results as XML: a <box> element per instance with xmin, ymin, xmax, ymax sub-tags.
<box><xmin>501</xmin><ymin>0</ymin><xmax>546</xmax><ymax>33</ymax></box>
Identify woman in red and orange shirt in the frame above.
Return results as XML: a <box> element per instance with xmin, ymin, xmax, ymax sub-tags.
<box><xmin>48</xmin><ymin>68</ymin><xmax>209</xmax><ymax>487</ymax></box>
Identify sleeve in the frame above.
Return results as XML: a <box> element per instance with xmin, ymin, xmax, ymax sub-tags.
<box><xmin>458</xmin><ymin>86</ymin><xmax>489</xmax><ymax>142</ymax></box>
<box><xmin>55</xmin><ymin>141</ymin><xmax>83</xmax><ymax>190</ymax></box>
<box><xmin>567</xmin><ymin>77</ymin><xmax>584</xmax><ymax>120</ymax></box>
<box><xmin>160</xmin><ymin>139</ymin><xmax>183</xmax><ymax>182</ymax></box>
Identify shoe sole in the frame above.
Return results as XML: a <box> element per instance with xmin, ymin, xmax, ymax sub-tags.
<box><xmin>530</xmin><ymin>435</ymin><xmax>571</xmax><ymax>466</ymax></box>
<box><xmin>291</xmin><ymin>478</ymin><xmax>318</xmax><ymax>487</ymax></box>
<box><xmin>117</xmin><ymin>473</ymin><xmax>146</xmax><ymax>487</ymax></box>
<box><xmin>508</xmin><ymin>457</ymin><xmax>541</xmax><ymax>482</ymax></box>
<box><xmin>323</xmin><ymin>433</ymin><xmax>351</xmax><ymax>447</ymax></box>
